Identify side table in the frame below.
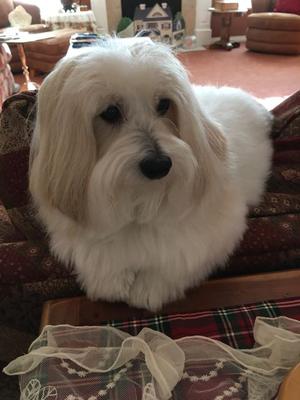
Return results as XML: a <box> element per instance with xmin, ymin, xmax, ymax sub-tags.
<box><xmin>209</xmin><ymin>7</ymin><xmax>248</xmax><ymax>50</ymax></box>
<box><xmin>1</xmin><ymin>30</ymin><xmax>56</xmax><ymax>91</ymax></box>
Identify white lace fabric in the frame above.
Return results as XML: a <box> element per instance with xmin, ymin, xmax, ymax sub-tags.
<box><xmin>3</xmin><ymin>316</ymin><xmax>300</xmax><ymax>400</ymax></box>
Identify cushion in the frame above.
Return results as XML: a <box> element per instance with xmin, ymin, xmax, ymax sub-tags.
<box><xmin>0</xmin><ymin>0</ymin><xmax>14</xmax><ymax>29</ymax></box>
<box><xmin>0</xmin><ymin>44</ymin><xmax>14</xmax><ymax>110</ymax></box>
<box><xmin>20</xmin><ymin>24</ymin><xmax>50</xmax><ymax>33</ymax></box>
<box><xmin>247</xmin><ymin>27</ymin><xmax>300</xmax><ymax>44</ymax></box>
<box><xmin>275</xmin><ymin>0</ymin><xmax>300</xmax><ymax>14</ymax></box>
<box><xmin>221</xmin><ymin>92</ymin><xmax>300</xmax><ymax>276</ymax></box>
<box><xmin>246</xmin><ymin>38</ymin><xmax>300</xmax><ymax>54</ymax></box>
<box><xmin>24</xmin><ymin>29</ymin><xmax>78</xmax><ymax>56</ymax></box>
<box><xmin>248</xmin><ymin>12</ymin><xmax>300</xmax><ymax>31</ymax></box>
<box><xmin>0</xmin><ymin>91</ymin><xmax>43</xmax><ymax>240</ymax></box>
<box><xmin>26</xmin><ymin>53</ymin><xmax>65</xmax><ymax>73</ymax></box>
<box><xmin>0</xmin><ymin>200</ymin><xmax>24</xmax><ymax>243</ymax></box>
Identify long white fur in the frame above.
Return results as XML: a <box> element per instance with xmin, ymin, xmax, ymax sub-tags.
<box><xmin>29</xmin><ymin>40</ymin><xmax>273</xmax><ymax>311</ymax></box>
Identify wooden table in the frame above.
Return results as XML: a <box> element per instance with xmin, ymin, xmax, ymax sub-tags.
<box><xmin>41</xmin><ymin>269</ymin><xmax>300</xmax><ymax>329</ymax></box>
<box><xmin>209</xmin><ymin>7</ymin><xmax>248</xmax><ymax>50</ymax></box>
<box><xmin>0</xmin><ymin>30</ymin><xmax>56</xmax><ymax>90</ymax></box>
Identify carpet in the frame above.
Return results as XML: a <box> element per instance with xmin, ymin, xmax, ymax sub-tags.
<box><xmin>12</xmin><ymin>43</ymin><xmax>299</xmax><ymax>109</ymax></box>
<box><xmin>178</xmin><ymin>43</ymin><xmax>300</xmax><ymax>108</ymax></box>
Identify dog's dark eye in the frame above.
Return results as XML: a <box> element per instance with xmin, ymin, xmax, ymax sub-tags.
<box><xmin>157</xmin><ymin>98</ymin><xmax>170</xmax><ymax>116</ymax></box>
<box><xmin>100</xmin><ymin>105</ymin><xmax>122</xmax><ymax>123</ymax></box>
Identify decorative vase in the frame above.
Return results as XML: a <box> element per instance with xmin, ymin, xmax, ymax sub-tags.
<box><xmin>8</xmin><ymin>5</ymin><xmax>32</xmax><ymax>28</ymax></box>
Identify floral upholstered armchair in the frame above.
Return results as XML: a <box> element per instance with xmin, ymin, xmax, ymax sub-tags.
<box><xmin>0</xmin><ymin>90</ymin><xmax>300</xmax><ymax>396</ymax></box>
<box><xmin>0</xmin><ymin>44</ymin><xmax>15</xmax><ymax>111</ymax></box>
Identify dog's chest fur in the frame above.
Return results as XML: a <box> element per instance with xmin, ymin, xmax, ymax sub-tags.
<box><xmin>65</xmin><ymin>184</ymin><xmax>247</xmax><ymax>280</ymax></box>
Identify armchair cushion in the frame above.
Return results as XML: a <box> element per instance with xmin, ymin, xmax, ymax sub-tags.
<box><xmin>0</xmin><ymin>199</ymin><xmax>24</xmax><ymax>243</ymax></box>
<box><xmin>0</xmin><ymin>92</ymin><xmax>44</xmax><ymax>240</ymax></box>
<box><xmin>24</xmin><ymin>28</ymin><xmax>82</xmax><ymax>74</ymax></box>
<box><xmin>248</xmin><ymin>12</ymin><xmax>300</xmax><ymax>31</ymax></box>
<box><xmin>0</xmin><ymin>44</ymin><xmax>14</xmax><ymax>112</ymax></box>
<box><xmin>246</xmin><ymin>10</ymin><xmax>300</xmax><ymax>54</ymax></box>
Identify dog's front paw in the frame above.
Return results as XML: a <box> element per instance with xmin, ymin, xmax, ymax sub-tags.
<box><xmin>83</xmin><ymin>270</ymin><xmax>136</xmax><ymax>302</ymax></box>
<box><xmin>128</xmin><ymin>272</ymin><xmax>172</xmax><ymax>312</ymax></box>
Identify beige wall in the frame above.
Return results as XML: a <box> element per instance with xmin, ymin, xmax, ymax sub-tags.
<box><xmin>182</xmin><ymin>0</ymin><xmax>196</xmax><ymax>35</ymax></box>
<box><xmin>106</xmin><ymin>0</ymin><xmax>122</xmax><ymax>33</ymax></box>
<box><xmin>106</xmin><ymin>0</ymin><xmax>196</xmax><ymax>34</ymax></box>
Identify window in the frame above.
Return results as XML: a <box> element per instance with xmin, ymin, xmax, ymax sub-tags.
<box><xmin>29</xmin><ymin>0</ymin><xmax>62</xmax><ymax>18</ymax></box>
<box><xmin>161</xmin><ymin>23</ymin><xmax>170</xmax><ymax>29</ymax></box>
<box><xmin>239</xmin><ymin>0</ymin><xmax>251</xmax><ymax>8</ymax></box>
<box><xmin>147</xmin><ymin>22</ymin><xmax>158</xmax><ymax>29</ymax></box>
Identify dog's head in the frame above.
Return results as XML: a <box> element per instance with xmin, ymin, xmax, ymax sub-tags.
<box><xmin>30</xmin><ymin>40</ymin><xmax>227</xmax><ymax>234</ymax></box>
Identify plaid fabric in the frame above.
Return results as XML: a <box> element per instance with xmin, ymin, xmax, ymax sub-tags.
<box><xmin>106</xmin><ymin>297</ymin><xmax>300</xmax><ymax>349</ymax></box>
<box><xmin>6</xmin><ymin>297</ymin><xmax>300</xmax><ymax>400</ymax></box>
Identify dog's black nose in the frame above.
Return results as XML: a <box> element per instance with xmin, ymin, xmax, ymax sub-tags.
<box><xmin>139</xmin><ymin>155</ymin><xmax>172</xmax><ymax>180</ymax></box>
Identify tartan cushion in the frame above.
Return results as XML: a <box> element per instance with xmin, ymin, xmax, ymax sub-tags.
<box><xmin>106</xmin><ymin>297</ymin><xmax>300</xmax><ymax>349</ymax></box>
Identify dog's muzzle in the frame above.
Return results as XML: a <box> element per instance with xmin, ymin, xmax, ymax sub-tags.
<box><xmin>139</xmin><ymin>154</ymin><xmax>172</xmax><ymax>180</ymax></box>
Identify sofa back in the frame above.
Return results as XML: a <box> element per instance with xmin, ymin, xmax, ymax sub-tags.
<box><xmin>0</xmin><ymin>0</ymin><xmax>41</xmax><ymax>29</ymax></box>
<box><xmin>0</xmin><ymin>0</ymin><xmax>14</xmax><ymax>29</ymax></box>
<box><xmin>251</xmin><ymin>0</ymin><xmax>277</xmax><ymax>13</ymax></box>
<box><xmin>13</xmin><ymin>1</ymin><xmax>41</xmax><ymax>24</ymax></box>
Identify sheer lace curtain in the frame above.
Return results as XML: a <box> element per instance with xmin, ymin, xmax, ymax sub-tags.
<box><xmin>4</xmin><ymin>317</ymin><xmax>300</xmax><ymax>400</ymax></box>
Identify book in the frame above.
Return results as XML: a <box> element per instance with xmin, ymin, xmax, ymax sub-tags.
<box><xmin>215</xmin><ymin>1</ymin><xmax>239</xmax><ymax>11</ymax></box>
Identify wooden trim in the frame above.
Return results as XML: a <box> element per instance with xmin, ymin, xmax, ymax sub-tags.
<box><xmin>41</xmin><ymin>269</ymin><xmax>300</xmax><ymax>330</ymax></box>
<box><xmin>278</xmin><ymin>363</ymin><xmax>300</xmax><ymax>400</ymax></box>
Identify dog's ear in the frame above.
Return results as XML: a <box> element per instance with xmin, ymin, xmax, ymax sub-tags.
<box><xmin>29</xmin><ymin>53</ymin><xmax>97</xmax><ymax>222</ymax></box>
<box><xmin>166</xmin><ymin>92</ymin><xmax>227</xmax><ymax>162</ymax></box>
<box><xmin>201</xmin><ymin>117</ymin><xmax>227</xmax><ymax>162</ymax></box>
<box><xmin>168</xmin><ymin>83</ymin><xmax>229</xmax><ymax>202</ymax></box>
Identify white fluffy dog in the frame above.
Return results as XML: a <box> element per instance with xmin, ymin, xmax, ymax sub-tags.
<box><xmin>29</xmin><ymin>40</ymin><xmax>273</xmax><ymax>311</ymax></box>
